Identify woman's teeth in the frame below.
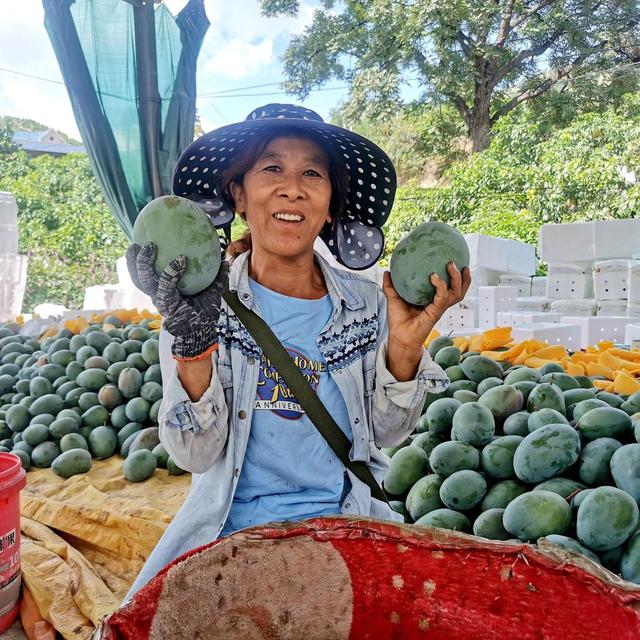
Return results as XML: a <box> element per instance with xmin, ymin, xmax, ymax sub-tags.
<box><xmin>274</xmin><ymin>213</ymin><xmax>303</xmax><ymax>222</ymax></box>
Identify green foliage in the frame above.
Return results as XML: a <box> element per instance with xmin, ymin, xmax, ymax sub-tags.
<box><xmin>0</xmin><ymin>134</ymin><xmax>128</xmax><ymax>311</ymax></box>
<box><xmin>332</xmin><ymin>103</ymin><xmax>466</xmax><ymax>184</ymax></box>
<box><xmin>264</xmin><ymin>0</ymin><xmax>640</xmax><ymax>150</ymax></box>
<box><xmin>383</xmin><ymin>93</ymin><xmax>640</xmax><ymax>262</ymax></box>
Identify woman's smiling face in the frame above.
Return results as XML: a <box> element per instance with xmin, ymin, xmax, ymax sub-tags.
<box><xmin>230</xmin><ymin>135</ymin><xmax>333</xmax><ymax>261</ymax></box>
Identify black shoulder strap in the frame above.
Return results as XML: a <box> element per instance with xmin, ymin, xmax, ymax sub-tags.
<box><xmin>222</xmin><ymin>288</ymin><xmax>389</xmax><ymax>504</ymax></box>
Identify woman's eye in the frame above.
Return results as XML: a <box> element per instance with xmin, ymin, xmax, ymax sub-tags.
<box><xmin>263</xmin><ymin>165</ymin><xmax>280</xmax><ymax>172</ymax></box>
<box><xmin>305</xmin><ymin>170</ymin><xmax>321</xmax><ymax>177</ymax></box>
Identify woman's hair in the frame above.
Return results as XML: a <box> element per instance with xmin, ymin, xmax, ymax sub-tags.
<box><xmin>220</xmin><ymin>127</ymin><xmax>349</xmax><ymax>262</ymax></box>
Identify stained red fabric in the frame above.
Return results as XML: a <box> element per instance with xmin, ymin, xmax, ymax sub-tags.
<box><xmin>95</xmin><ymin>517</ymin><xmax>640</xmax><ymax>639</ymax></box>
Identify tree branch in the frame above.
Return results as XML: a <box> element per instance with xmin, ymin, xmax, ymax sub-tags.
<box><xmin>491</xmin><ymin>29</ymin><xmax>564</xmax><ymax>87</ymax></box>
<box><xmin>509</xmin><ymin>0</ymin><xmax>557</xmax><ymax>32</ymax></box>
<box><xmin>495</xmin><ymin>0</ymin><xmax>517</xmax><ymax>47</ymax></box>
<box><xmin>490</xmin><ymin>43</ymin><xmax>607</xmax><ymax>122</ymax></box>
<box><xmin>444</xmin><ymin>93</ymin><xmax>472</xmax><ymax>124</ymax></box>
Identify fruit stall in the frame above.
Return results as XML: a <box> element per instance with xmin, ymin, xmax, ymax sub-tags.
<box><xmin>2</xmin><ymin>201</ymin><xmax>640</xmax><ymax>637</ymax></box>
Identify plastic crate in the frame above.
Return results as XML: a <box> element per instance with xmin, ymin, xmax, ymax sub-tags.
<box><xmin>511</xmin><ymin>323</ymin><xmax>582</xmax><ymax>349</ymax></box>
<box><xmin>560</xmin><ymin>315</ymin><xmax>631</xmax><ymax>349</ymax></box>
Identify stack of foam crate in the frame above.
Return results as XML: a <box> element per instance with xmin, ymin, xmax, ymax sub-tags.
<box><xmin>538</xmin><ymin>220</ymin><xmax>640</xmax><ymax>347</ymax></box>
<box><xmin>0</xmin><ymin>192</ymin><xmax>28</xmax><ymax>322</ymax></box>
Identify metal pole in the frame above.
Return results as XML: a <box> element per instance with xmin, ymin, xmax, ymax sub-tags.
<box><xmin>132</xmin><ymin>0</ymin><xmax>163</xmax><ymax>198</ymax></box>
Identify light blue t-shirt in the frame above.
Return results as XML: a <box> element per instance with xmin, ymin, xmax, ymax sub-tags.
<box><xmin>220</xmin><ymin>279</ymin><xmax>353</xmax><ymax>536</ymax></box>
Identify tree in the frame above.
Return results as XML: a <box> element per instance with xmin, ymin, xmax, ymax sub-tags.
<box><xmin>0</xmin><ymin>126</ymin><xmax>128</xmax><ymax>311</ymax></box>
<box><xmin>262</xmin><ymin>0</ymin><xmax>640</xmax><ymax>151</ymax></box>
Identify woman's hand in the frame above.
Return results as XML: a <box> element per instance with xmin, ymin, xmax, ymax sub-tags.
<box><xmin>126</xmin><ymin>242</ymin><xmax>228</xmax><ymax>361</ymax></box>
<box><xmin>382</xmin><ymin>263</ymin><xmax>471</xmax><ymax>381</ymax></box>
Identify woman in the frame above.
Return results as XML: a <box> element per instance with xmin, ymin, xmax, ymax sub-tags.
<box><xmin>126</xmin><ymin>103</ymin><xmax>470</xmax><ymax>597</ymax></box>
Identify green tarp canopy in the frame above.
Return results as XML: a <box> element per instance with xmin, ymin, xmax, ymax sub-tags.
<box><xmin>43</xmin><ymin>0</ymin><xmax>209</xmax><ymax>239</ymax></box>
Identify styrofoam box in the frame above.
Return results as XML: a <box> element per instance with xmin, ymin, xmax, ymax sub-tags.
<box><xmin>597</xmin><ymin>300</ymin><xmax>628</xmax><ymax>316</ymax></box>
<box><xmin>561</xmin><ymin>315</ymin><xmax>630</xmax><ymax>349</ymax></box>
<box><xmin>516</xmin><ymin>296</ymin><xmax>552</xmax><ymax>312</ymax></box>
<box><xmin>546</xmin><ymin>264</ymin><xmax>593</xmax><ymax>300</ymax></box>
<box><xmin>465</xmin><ymin>234</ymin><xmax>537</xmax><ymax>276</ymax></box>
<box><xmin>498</xmin><ymin>274</ymin><xmax>531</xmax><ymax>297</ymax></box>
<box><xmin>436</xmin><ymin>308</ymin><xmax>475</xmax><ymax>333</ymax></box>
<box><xmin>0</xmin><ymin>192</ymin><xmax>18</xmax><ymax>226</ymax></box>
<box><xmin>496</xmin><ymin>312</ymin><xmax>512</xmax><ymax>325</ymax></box>
<box><xmin>625</xmin><ymin>323</ymin><xmax>640</xmax><ymax>344</ymax></box>
<box><xmin>549</xmin><ymin>299</ymin><xmax>597</xmax><ymax>316</ymax></box>
<box><xmin>628</xmin><ymin>303</ymin><xmax>640</xmax><ymax>319</ymax></box>
<box><xmin>593</xmin><ymin>220</ymin><xmax>640</xmax><ymax>260</ymax></box>
<box><xmin>478</xmin><ymin>286</ymin><xmax>518</xmax><ymax>330</ymax></box>
<box><xmin>628</xmin><ymin>262</ymin><xmax>640</xmax><ymax>304</ymax></box>
<box><xmin>538</xmin><ymin>222</ymin><xmax>595</xmax><ymax>263</ymax></box>
<box><xmin>511</xmin><ymin>323</ymin><xmax>582</xmax><ymax>349</ymax></box>
<box><xmin>509</xmin><ymin>312</ymin><xmax>564</xmax><ymax>326</ymax></box>
<box><xmin>531</xmin><ymin>276</ymin><xmax>547</xmax><ymax>297</ymax></box>
<box><xmin>593</xmin><ymin>260</ymin><xmax>633</xmax><ymax>301</ymax></box>
<box><xmin>0</xmin><ymin>231</ymin><xmax>18</xmax><ymax>255</ymax></box>
<box><xmin>0</xmin><ymin>254</ymin><xmax>27</xmax><ymax>322</ymax></box>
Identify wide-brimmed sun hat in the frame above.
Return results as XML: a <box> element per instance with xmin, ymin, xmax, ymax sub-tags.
<box><xmin>172</xmin><ymin>104</ymin><xmax>397</xmax><ymax>270</ymax></box>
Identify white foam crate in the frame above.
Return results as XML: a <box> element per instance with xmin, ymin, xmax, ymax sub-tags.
<box><xmin>478</xmin><ymin>286</ymin><xmax>518</xmax><ymax>330</ymax></box>
<box><xmin>516</xmin><ymin>296</ymin><xmax>552</xmax><ymax>312</ymax></box>
<box><xmin>538</xmin><ymin>222</ymin><xmax>595</xmax><ymax>263</ymax></box>
<box><xmin>496</xmin><ymin>312</ymin><xmax>512</xmax><ymax>325</ymax></box>
<box><xmin>511</xmin><ymin>323</ymin><xmax>582</xmax><ymax>349</ymax></box>
<box><xmin>593</xmin><ymin>260</ymin><xmax>631</xmax><ymax>300</ymax></box>
<box><xmin>0</xmin><ymin>254</ymin><xmax>27</xmax><ymax>322</ymax></box>
<box><xmin>597</xmin><ymin>300</ymin><xmax>628</xmax><ymax>316</ymax></box>
<box><xmin>628</xmin><ymin>262</ymin><xmax>640</xmax><ymax>304</ymax></box>
<box><xmin>628</xmin><ymin>303</ymin><xmax>640</xmax><ymax>319</ymax></box>
<box><xmin>465</xmin><ymin>234</ymin><xmax>537</xmax><ymax>276</ymax></box>
<box><xmin>436</xmin><ymin>308</ymin><xmax>476</xmax><ymax>333</ymax></box>
<box><xmin>593</xmin><ymin>220</ymin><xmax>640</xmax><ymax>260</ymax></box>
<box><xmin>625</xmin><ymin>323</ymin><xmax>640</xmax><ymax>344</ymax></box>
<box><xmin>560</xmin><ymin>315</ymin><xmax>630</xmax><ymax>349</ymax></box>
<box><xmin>531</xmin><ymin>276</ymin><xmax>547</xmax><ymax>297</ymax></box>
<box><xmin>498</xmin><ymin>275</ymin><xmax>532</xmax><ymax>297</ymax></box>
<box><xmin>509</xmin><ymin>312</ymin><xmax>564</xmax><ymax>326</ymax></box>
<box><xmin>546</xmin><ymin>265</ymin><xmax>593</xmax><ymax>300</ymax></box>
<box><xmin>549</xmin><ymin>299</ymin><xmax>597</xmax><ymax>316</ymax></box>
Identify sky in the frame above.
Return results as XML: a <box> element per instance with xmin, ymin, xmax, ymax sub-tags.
<box><xmin>0</xmin><ymin>0</ymin><xmax>357</xmax><ymax>139</ymax></box>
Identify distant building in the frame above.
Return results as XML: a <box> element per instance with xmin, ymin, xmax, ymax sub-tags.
<box><xmin>12</xmin><ymin>128</ymin><xmax>85</xmax><ymax>157</ymax></box>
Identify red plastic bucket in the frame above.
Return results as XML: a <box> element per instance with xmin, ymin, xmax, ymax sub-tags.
<box><xmin>0</xmin><ymin>452</ymin><xmax>26</xmax><ymax>633</ymax></box>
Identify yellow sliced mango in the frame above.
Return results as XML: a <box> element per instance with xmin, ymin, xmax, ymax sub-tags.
<box><xmin>593</xmin><ymin>379</ymin><xmax>615</xmax><ymax>392</ymax></box>
<box><xmin>524</xmin><ymin>356</ymin><xmax>561</xmax><ymax>369</ymax></box>
<box><xmin>613</xmin><ymin>370</ymin><xmax>640</xmax><ymax>395</ymax></box>
<box><xmin>598</xmin><ymin>341</ymin><xmax>615</xmax><ymax>352</ymax></box>
<box><xmin>468</xmin><ymin>335</ymin><xmax>484</xmax><ymax>353</ymax></box>
<box><xmin>565</xmin><ymin>361</ymin><xmax>585</xmax><ymax>377</ymax></box>
<box><xmin>599</xmin><ymin>351</ymin><xmax>640</xmax><ymax>373</ymax></box>
<box><xmin>532</xmin><ymin>345</ymin><xmax>569</xmax><ymax>360</ymax></box>
<box><xmin>586</xmin><ymin>362</ymin><xmax>616</xmax><ymax>380</ymax></box>
<box><xmin>571</xmin><ymin>352</ymin><xmax>600</xmax><ymax>364</ymax></box>
<box><xmin>607</xmin><ymin>348</ymin><xmax>640</xmax><ymax>362</ymax></box>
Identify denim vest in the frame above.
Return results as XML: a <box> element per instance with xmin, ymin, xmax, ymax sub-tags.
<box><xmin>126</xmin><ymin>251</ymin><xmax>448</xmax><ymax>598</ymax></box>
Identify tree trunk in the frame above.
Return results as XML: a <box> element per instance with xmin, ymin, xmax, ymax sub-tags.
<box><xmin>469</xmin><ymin>83</ymin><xmax>492</xmax><ymax>153</ymax></box>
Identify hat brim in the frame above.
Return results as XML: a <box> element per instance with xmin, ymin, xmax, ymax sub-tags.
<box><xmin>172</xmin><ymin>117</ymin><xmax>396</xmax><ymax>270</ymax></box>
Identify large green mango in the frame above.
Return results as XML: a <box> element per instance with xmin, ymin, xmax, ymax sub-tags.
<box><xmin>513</xmin><ymin>423</ymin><xmax>581</xmax><ymax>483</ymax></box>
<box><xmin>503</xmin><ymin>490</ymin><xmax>572</xmax><ymax>541</ymax></box>
<box><xmin>389</xmin><ymin>222</ymin><xmax>469</xmax><ymax>306</ymax></box>
<box><xmin>383</xmin><ymin>446</ymin><xmax>429</xmax><ymax>495</ymax></box>
<box><xmin>576</xmin><ymin>486</ymin><xmax>639</xmax><ymax>552</ymax></box>
<box><xmin>133</xmin><ymin>195</ymin><xmax>222</xmax><ymax>295</ymax></box>
<box><xmin>610</xmin><ymin>444</ymin><xmax>640</xmax><ymax>501</ymax></box>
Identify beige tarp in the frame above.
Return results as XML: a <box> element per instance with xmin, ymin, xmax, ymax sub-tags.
<box><xmin>19</xmin><ymin>458</ymin><xmax>191</xmax><ymax>639</ymax></box>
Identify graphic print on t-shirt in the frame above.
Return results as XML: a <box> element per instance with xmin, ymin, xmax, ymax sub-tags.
<box><xmin>255</xmin><ymin>347</ymin><xmax>325</xmax><ymax>420</ymax></box>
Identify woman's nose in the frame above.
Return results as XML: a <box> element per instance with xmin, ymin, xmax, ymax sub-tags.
<box><xmin>276</xmin><ymin>173</ymin><xmax>305</xmax><ymax>199</ymax></box>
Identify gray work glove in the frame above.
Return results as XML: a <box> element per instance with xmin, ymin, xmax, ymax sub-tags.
<box><xmin>126</xmin><ymin>242</ymin><xmax>228</xmax><ymax>360</ymax></box>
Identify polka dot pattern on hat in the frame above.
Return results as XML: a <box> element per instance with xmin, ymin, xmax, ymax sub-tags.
<box><xmin>173</xmin><ymin>103</ymin><xmax>397</xmax><ymax>270</ymax></box>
